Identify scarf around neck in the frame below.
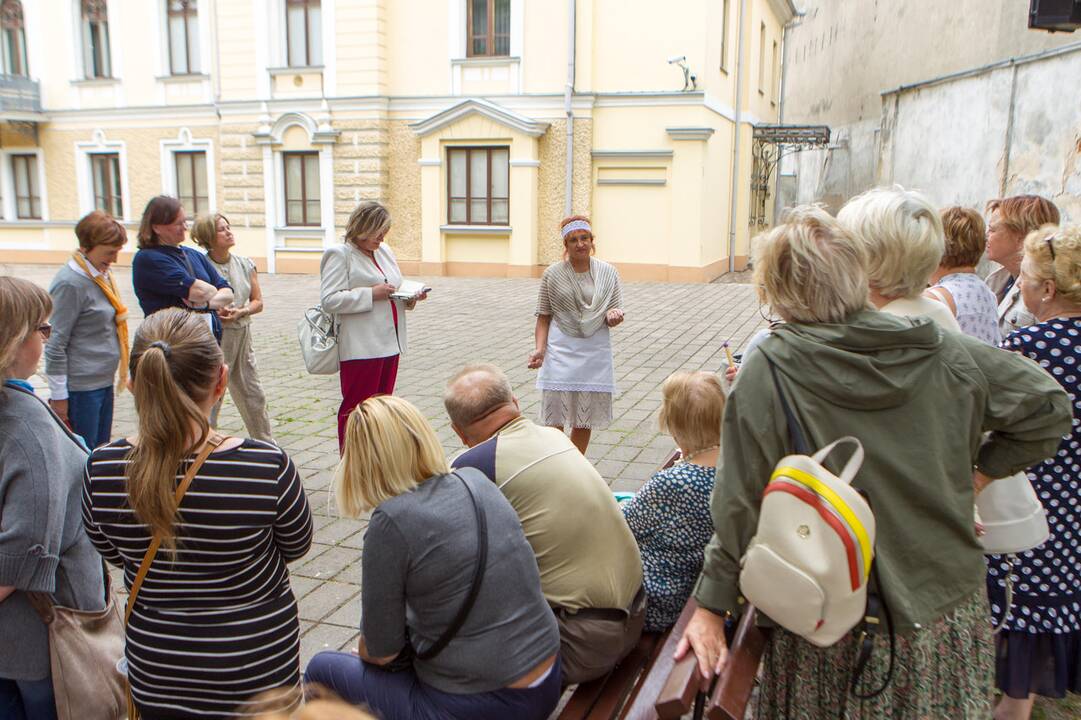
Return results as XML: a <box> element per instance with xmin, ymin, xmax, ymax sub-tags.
<box><xmin>545</xmin><ymin>258</ymin><xmax>622</xmax><ymax>338</ymax></box>
<box><xmin>71</xmin><ymin>251</ymin><xmax>130</xmax><ymax>393</ymax></box>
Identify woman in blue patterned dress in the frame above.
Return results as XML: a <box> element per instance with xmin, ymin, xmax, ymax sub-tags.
<box><xmin>621</xmin><ymin>371</ymin><xmax>723</xmax><ymax>631</ymax></box>
<box><xmin>987</xmin><ymin>224</ymin><xmax>1081</xmax><ymax>720</ymax></box>
<box><xmin>925</xmin><ymin>206</ymin><xmax>1001</xmax><ymax>345</ymax></box>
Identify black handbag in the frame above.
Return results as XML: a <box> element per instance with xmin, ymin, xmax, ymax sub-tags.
<box><xmin>378</xmin><ymin>472</ymin><xmax>488</xmax><ymax>672</ymax></box>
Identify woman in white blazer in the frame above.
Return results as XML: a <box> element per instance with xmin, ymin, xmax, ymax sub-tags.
<box><xmin>320</xmin><ymin>201</ymin><xmax>427</xmax><ymax>450</ymax></box>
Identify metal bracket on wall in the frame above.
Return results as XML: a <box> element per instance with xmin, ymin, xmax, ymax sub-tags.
<box><xmin>750</xmin><ymin>124</ymin><xmax>830</xmax><ymax>226</ymax></box>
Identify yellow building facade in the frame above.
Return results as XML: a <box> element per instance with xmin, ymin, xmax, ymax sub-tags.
<box><xmin>0</xmin><ymin>0</ymin><xmax>795</xmax><ymax>280</ymax></box>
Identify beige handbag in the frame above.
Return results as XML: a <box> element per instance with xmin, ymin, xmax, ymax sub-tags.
<box><xmin>26</xmin><ymin>573</ymin><xmax>127</xmax><ymax>720</ymax></box>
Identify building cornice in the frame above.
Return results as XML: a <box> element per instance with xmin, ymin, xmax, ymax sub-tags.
<box><xmin>666</xmin><ymin>127</ymin><xmax>715</xmax><ymax>141</ymax></box>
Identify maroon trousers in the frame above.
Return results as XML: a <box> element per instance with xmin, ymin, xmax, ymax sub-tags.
<box><xmin>338</xmin><ymin>355</ymin><xmax>400</xmax><ymax>451</ymax></box>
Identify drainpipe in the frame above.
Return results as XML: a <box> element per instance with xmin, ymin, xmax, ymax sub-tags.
<box><xmin>564</xmin><ymin>0</ymin><xmax>576</xmax><ymax>216</ymax></box>
<box><xmin>772</xmin><ymin>10</ymin><xmax>803</xmax><ymax>223</ymax></box>
<box><xmin>726</xmin><ymin>0</ymin><xmax>748</xmax><ymax>274</ymax></box>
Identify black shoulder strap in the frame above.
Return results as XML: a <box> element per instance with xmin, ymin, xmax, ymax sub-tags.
<box><xmin>414</xmin><ymin>471</ymin><xmax>488</xmax><ymax>661</ymax></box>
<box><xmin>765</xmin><ymin>356</ymin><xmax>810</xmax><ymax>455</ymax></box>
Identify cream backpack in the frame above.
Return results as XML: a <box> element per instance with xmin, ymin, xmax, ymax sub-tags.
<box><xmin>740</xmin><ymin>435</ymin><xmax>875</xmax><ymax>646</ymax></box>
<box><xmin>740</xmin><ymin>358</ymin><xmax>894</xmax><ymax>696</ymax></box>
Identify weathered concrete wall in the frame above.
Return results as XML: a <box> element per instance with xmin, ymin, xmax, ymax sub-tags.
<box><xmin>876</xmin><ymin>48</ymin><xmax>1081</xmax><ymax>222</ymax></box>
<box><xmin>784</xmin><ymin>0</ymin><xmax>1077</xmax><ymax>128</ymax></box>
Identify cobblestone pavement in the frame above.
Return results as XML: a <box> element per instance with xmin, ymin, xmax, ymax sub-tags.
<box><xmin>6</xmin><ymin>261</ymin><xmax>764</xmax><ymax>670</ymax></box>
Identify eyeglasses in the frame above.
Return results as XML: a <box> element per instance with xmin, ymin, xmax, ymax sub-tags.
<box><xmin>36</xmin><ymin>322</ymin><xmax>52</xmax><ymax>340</ymax></box>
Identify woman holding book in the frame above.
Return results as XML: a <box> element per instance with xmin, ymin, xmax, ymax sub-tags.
<box><xmin>528</xmin><ymin>215</ymin><xmax>624</xmax><ymax>454</ymax></box>
<box><xmin>319</xmin><ymin>201</ymin><xmax>427</xmax><ymax>450</ymax></box>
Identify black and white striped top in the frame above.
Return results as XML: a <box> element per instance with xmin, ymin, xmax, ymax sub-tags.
<box><xmin>82</xmin><ymin>439</ymin><xmax>313</xmax><ymax>719</ymax></box>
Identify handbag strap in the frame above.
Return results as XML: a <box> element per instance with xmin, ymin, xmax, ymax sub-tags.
<box><xmin>124</xmin><ymin>432</ymin><xmax>227</xmax><ymax>625</ymax></box>
<box><xmin>414</xmin><ymin>471</ymin><xmax>488</xmax><ymax>661</ymax></box>
<box><xmin>765</xmin><ymin>356</ymin><xmax>810</xmax><ymax>455</ymax></box>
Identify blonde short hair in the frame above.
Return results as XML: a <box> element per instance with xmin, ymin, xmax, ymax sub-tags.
<box><xmin>1023</xmin><ymin>224</ymin><xmax>1081</xmax><ymax>306</ymax></box>
<box><xmin>752</xmin><ymin>205</ymin><xmax>870</xmax><ymax>323</ymax></box>
<box><xmin>837</xmin><ymin>186</ymin><xmax>944</xmax><ymax>298</ymax></box>
<box><xmin>190</xmin><ymin>213</ymin><xmax>228</xmax><ymax>251</ymax></box>
<box><xmin>335</xmin><ymin>395</ymin><xmax>450</xmax><ymax>516</ymax></box>
<box><xmin>344</xmin><ymin>201</ymin><xmax>391</xmax><ymax>247</ymax></box>
<box><xmin>658</xmin><ymin>371</ymin><xmax>725</xmax><ymax>452</ymax></box>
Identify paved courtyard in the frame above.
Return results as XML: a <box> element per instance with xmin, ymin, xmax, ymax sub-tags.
<box><xmin>6</xmin><ymin>261</ymin><xmax>764</xmax><ymax>668</ymax></box>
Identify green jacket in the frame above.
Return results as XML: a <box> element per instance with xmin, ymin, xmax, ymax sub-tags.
<box><xmin>694</xmin><ymin>310</ymin><xmax>1072</xmax><ymax>632</ymax></box>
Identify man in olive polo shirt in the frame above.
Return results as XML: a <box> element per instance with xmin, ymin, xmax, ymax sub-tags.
<box><xmin>444</xmin><ymin>364</ymin><xmax>644</xmax><ymax>685</ymax></box>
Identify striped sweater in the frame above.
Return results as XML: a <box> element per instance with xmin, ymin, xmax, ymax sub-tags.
<box><xmin>82</xmin><ymin>439</ymin><xmax>313</xmax><ymax>719</ymax></box>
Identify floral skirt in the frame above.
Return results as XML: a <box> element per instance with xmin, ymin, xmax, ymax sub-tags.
<box><xmin>754</xmin><ymin>590</ymin><xmax>993</xmax><ymax>719</ymax></box>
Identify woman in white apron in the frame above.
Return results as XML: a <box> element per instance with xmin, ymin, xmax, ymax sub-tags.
<box><xmin>528</xmin><ymin>216</ymin><xmax>624</xmax><ymax>454</ymax></box>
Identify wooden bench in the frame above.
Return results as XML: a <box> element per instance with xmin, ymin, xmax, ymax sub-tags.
<box><xmin>555</xmin><ymin>448</ymin><xmax>767</xmax><ymax>720</ymax></box>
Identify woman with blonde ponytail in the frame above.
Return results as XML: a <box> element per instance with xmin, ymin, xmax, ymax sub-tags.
<box><xmin>82</xmin><ymin>308</ymin><xmax>313</xmax><ymax>719</ymax></box>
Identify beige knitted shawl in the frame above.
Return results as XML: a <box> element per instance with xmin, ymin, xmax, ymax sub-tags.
<box><xmin>537</xmin><ymin>258</ymin><xmax>623</xmax><ymax>338</ymax></box>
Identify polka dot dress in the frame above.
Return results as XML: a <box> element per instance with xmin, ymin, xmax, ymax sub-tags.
<box><xmin>987</xmin><ymin>319</ymin><xmax>1081</xmax><ymax>698</ymax></box>
<box><xmin>620</xmin><ymin>462</ymin><xmax>715</xmax><ymax>632</ymax></box>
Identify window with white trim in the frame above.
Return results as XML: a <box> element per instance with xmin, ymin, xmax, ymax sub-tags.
<box><xmin>10</xmin><ymin>153</ymin><xmax>40</xmax><ymax>219</ymax></box>
<box><xmin>167</xmin><ymin>0</ymin><xmax>200</xmax><ymax>75</ymax></box>
<box><xmin>283</xmin><ymin>151</ymin><xmax>320</xmax><ymax>226</ymax></box>
<box><xmin>447</xmin><ymin>146</ymin><xmax>509</xmax><ymax>225</ymax></box>
<box><xmin>81</xmin><ymin>0</ymin><xmax>112</xmax><ymax>78</ymax></box>
<box><xmin>1</xmin><ymin>0</ymin><xmax>28</xmax><ymax>77</ymax></box>
<box><xmin>467</xmin><ymin>0</ymin><xmax>509</xmax><ymax>57</ymax></box>
<box><xmin>174</xmin><ymin>150</ymin><xmax>208</xmax><ymax>215</ymax></box>
<box><xmin>286</xmin><ymin>0</ymin><xmax>321</xmax><ymax>67</ymax></box>
<box><xmin>90</xmin><ymin>153</ymin><xmax>122</xmax><ymax>216</ymax></box>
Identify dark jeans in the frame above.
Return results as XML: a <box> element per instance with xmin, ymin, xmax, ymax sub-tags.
<box><xmin>68</xmin><ymin>385</ymin><xmax>114</xmax><ymax>449</ymax></box>
<box><xmin>304</xmin><ymin>652</ymin><xmax>561</xmax><ymax>720</ymax></box>
<box><xmin>0</xmin><ymin>676</ymin><xmax>57</xmax><ymax>720</ymax></box>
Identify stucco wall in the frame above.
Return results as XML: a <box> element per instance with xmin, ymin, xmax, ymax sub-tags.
<box><xmin>876</xmin><ymin>48</ymin><xmax>1081</xmax><ymax>223</ymax></box>
<box><xmin>536</xmin><ymin>118</ymin><xmax>593</xmax><ymax>266</ymax></box>
<box><xmin>784</xmin><ymin>0</ymin><xmax>1078</xmax><ymax>127</ymax></box>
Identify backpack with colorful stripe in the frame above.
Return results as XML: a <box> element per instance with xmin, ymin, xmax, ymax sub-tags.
<box><xmin>739</xmin><ymin>435</ymin><xmax>876</xmax><ymax>647</ymax></box>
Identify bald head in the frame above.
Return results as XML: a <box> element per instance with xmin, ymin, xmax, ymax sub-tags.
<box><xmin>444</xmin><ymin>364</ymin><xmax>520</xmax><ymax>444</ymax></box>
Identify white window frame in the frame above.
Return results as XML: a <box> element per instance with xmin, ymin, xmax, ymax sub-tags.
<box><xmin>448</xmin><ymin>0</ymin><xmax>523</xmax><ymax>95</ymax></box>
<box><xmin>0</xmin><ymin>148</ymin><xmax>48</xmax><ymax>222</ymax></box>
<box><xmin>154</xmin><ymin>0</ymin><xmax>210</xmax><ymax>77</ymax></box>
<box><xmin>260</xmin><ymin>0</ymin><xmax>334</xmax><ymax>97</ymax></box>
<box><xmin>160</xmin><ymin>127</ymin><xmax>216</xmax><ymax>214</ymax></box>
<box><xmin>70</xmin><ymin>0</ymin><xmax>120</xmax><ymax>82</ymax></box>
<box><xmin>75</xmin><ymin>130</ymin><xmax>130</xmax><ymax>220</ymax></box>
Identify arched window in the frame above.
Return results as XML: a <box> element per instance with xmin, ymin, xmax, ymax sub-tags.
<box><xmin>167</xmin><ymin>0</ymin><xmax>200</xmax><ymax>75</ymax></box>
<box><xmin>0</xmin><ymin>0</ymin><xmax>28</xmax><ymax>77</ymax></box>
<box><xmin>81</xmin><ymin>0</ymin><xmax>112</xmax><ymax>78</ymax></box>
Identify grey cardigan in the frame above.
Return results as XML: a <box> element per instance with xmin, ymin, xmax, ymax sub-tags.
<box><xmin>45</xmin><ymin>264</ymin><xmax>121</xmax><ymax>393</ymax></box>
<box><xmin>0</xmin><ymin>385</ymin><xmax>104</xmax><ymax>680</ymax></box>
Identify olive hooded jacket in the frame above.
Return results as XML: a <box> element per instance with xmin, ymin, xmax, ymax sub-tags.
<box><xmin>694</xmin><ymin>310</ymin><xmax>1072</xmax><ymax>632</ymax></box>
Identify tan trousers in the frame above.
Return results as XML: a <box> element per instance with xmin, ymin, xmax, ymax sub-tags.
<box><xmin>553</xmin><ymin>587</ymin><xmax>647</xmax><ymax>685</ymax></box>
<box><xmin>210</xmin><ymin>324</ymin><xmax>274</xmax><ymax>442</ymax></box>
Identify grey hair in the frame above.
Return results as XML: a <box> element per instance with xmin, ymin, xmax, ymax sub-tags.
<box><xmin>443</xmin><ymin>364</ymin><xmax>515</xmax><ymax>428</ymax></box>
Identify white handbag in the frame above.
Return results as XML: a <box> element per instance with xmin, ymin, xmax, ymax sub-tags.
<box><xmin>297</xmin><ymin>247</ymin><xmax>350</xmax><ymax>375</ymax></box>
<box><xmin>976</xmin><ymin>471</ymin><xmax>1050</xmax><ymax>555</ymax></box>
<box><xmin>297</xmin><ymin>306</ymin><xmax>339</xmax><ymax>375</ymax></box>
